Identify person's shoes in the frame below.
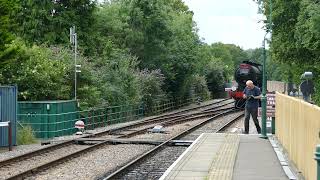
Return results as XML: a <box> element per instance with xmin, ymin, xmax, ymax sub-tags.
<box><xmin>257</xmin><ymin>129</ymin><xmax>261</xmax><ymax>134</ymax></box>
<box><xmin>241</xmin><ymin>129</ymin><xmax>248</xmax><ymax>134</ymax></box>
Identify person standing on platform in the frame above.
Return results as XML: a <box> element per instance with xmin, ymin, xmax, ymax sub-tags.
<box><xmin>243</xmin><ymin>80</ymin><xmax>261</xmax><ymax>134</ymax></box>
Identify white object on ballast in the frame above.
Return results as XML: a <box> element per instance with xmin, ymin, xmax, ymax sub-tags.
<box><xmin>75</xmin><ymin>120</ymin><xmax>85</xmax><ymax>135</ymax></box>
<box><xmin>150</xmin><ymin>125</ymin><xmax>165</xmax><ymax>133</ymax></box>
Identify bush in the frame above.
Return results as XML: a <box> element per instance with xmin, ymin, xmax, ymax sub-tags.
<box><xmin>0</xmin><ymin>42</ymin><xmax>72</xmax><ymax>101</ymax></box>
<box><xmin>191</xmin><ymin>74</ymin><xmax>211</xmax><ymax>101</ymax></box>
<box><xmin>95</xmin><ymin>50</ymin><xmax>142</xmax><ymax>106</ymax></box>
<box><xmin>176</xmin><ymin>74</ymin><xmax>211</xmax><ymax>102</ymax></box>
<box><xmin>204</xmin><ymin>60</ymin><xmax>227</xmax><ymax>97</ymax></box>
<box><xmin>137</xmin><ymin>69</ymin><xmax>166</xmax><ymax>114</ymax></box>
<box><xmin>17</xmin><ymin>126</ymin><xmax>38</xmax><ymax>145</ymax></box>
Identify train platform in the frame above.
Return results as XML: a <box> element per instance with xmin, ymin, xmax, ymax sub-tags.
<box><xmin>160</xmin><ymin>133</ymin><xmax>295</xmax><ymax>180</ymax></box>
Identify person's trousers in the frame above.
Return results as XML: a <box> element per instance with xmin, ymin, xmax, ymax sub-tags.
<box><xmin>244</xmin><ymin>107</ymin><xmax>261</xmax><ymax>134</ymax></box>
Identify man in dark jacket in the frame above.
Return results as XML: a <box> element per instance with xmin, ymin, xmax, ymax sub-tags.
<box><xmin>243</xmin><ymin>80</ymin><xmax>261</xmax><ymax>134</ymax></box>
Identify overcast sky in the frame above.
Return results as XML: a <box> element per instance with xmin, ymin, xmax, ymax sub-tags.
<box><xmin>182</xmin><ymin>0</ymin><xmax>266</xmax><ymax>49</ymax></box>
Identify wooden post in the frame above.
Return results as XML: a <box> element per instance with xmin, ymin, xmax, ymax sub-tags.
<box><xmin>8</xmin><ymin>121</ymin><xmax>12</xmax><ymax>151</ymax></box>
<box><xmin>0</xmin><ymin>121</ymin><xmax>12</xmax><ymax>151</ymax></box>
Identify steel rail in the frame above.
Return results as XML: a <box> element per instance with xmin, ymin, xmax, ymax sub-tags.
<box><xmin>1</xmin><ymin>99</ymin><xmax>232</xmax><ymax>179</ymax></box>
<box><xmin>6</xmin><ymin>140</ymin><xmax>111</xmax><ymax>180</ymax></box>
<box><xmin>217</xmin><ymin>112</ymin><xmax>245</xmax><ymax>132</ymax></box>
<box><xmin>94</xmin><ymin>99</ymin><xmax>232</xmax><ymax>137</ymax></box>
<box><xmin>102</xmin><ymin>109</ymin><xmax>242</xmax><ymax>180</ymax></box>
<box><xmin>113</xmin><ymin>107</ymin><xmax>235</xmax><ymax>138</ymax></box>
<box><xmin>0</xmin><ymin>99</ymin><xmax>229</xmax><ymax>168</ymax></box>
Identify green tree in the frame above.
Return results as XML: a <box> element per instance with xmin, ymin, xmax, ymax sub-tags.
<box><xmin>137</xmin><ymin>69</ymin><xmax>166</xmax><ymax>113</ymax></box>
<box><xmin>257</xmin><ymin>0</ymin><xmax>320</xmax><ymax>104</ymax></box>
<box><xmin>0</xmin><ymin>0</ymin><xmax>18</xmax><ymax>64</ymax></box>
<box><xmin>94</xmin><ymin>0</ymin><xmax>205</xmax><ymax>100</ymax></box>
<box><xmin>0</xmin><ymin>40</ymin><xmax>73</xmax><ymax>100</ymax></box>
<box><xmin>14</xmin><ymin>0</ymin><xmax>96</xmax><ymax>53</ymax></box>
<box><xmin>204</xmin><ymin>60</ymin><xmax>226</xmax><ymax>96</ymax></box>
<box><xmin>295</xmin><ymin>0</ymin><xmax>320</xmax><ymax>64</ymax></box>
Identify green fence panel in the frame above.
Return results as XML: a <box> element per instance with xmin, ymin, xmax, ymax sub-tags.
<box><xmin>18</xmin><ymin>100</ymin><xmax>77</xmax><ymax>139</ymax></box>
<box><xmin>17</xmin><ymin>99</ymin><xmax>205</xmax><ymax>139</ymax></box>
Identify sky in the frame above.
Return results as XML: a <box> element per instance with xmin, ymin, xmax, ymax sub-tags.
<box><xmin>182</xmin><ymin>0</ymin><xmax>266</xmax><ymax>49</ymax></box>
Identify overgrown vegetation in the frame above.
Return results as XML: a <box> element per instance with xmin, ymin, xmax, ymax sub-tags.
<box><xmin>17</xmin><ymin>126</ymin><xmax>38</xmax><ymax>145</ymax></box>
<box><xmin>257</xmin><ymin>0</ymin><xmax>320</xmax><ymax>105</ymax></box>
<box><xmin>0</xmin><ymin>0</ymin><xmax>286</xmax><ymax>109</ymax></box>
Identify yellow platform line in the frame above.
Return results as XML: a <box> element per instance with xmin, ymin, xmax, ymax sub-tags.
<box><xmin>207</xmin><ymin>134</ymin><xmax>240</xmax><ymax>180</ymax></box>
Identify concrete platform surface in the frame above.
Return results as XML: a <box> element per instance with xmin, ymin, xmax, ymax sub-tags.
<box><xmin>233</xmin><ymin>135</ymin><xmax>288</xmax><ymax>180</ymax></box>
<box><xmin>160</xmin><ymin>133</ymin><xmax>288</xmax><ymax>180</ymax></box>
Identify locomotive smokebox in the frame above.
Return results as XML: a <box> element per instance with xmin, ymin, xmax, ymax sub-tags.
<box><xmin>234</xmin><ymin>61</ymin><xmax>262</xmax><ymax>91</ymax></box>
<box><xmin>230</xmin><ymin>61</ymin><xmax>263</xmax><ymax>108</ymax></box>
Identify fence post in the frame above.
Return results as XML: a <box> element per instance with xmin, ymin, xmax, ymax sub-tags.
<box><xmin>271</xmin><ymin>117</ymin><xmax>275</xmax><ymax>134</ymax></box>
<box><xmin>92</xmin><ymin>109</ymin><xmax>95</xmax><ymax>129</ymax></box>
<box><xmin>315</xmin><ymin>145</ymin><xmax>320</xmax><ymax>180</ymax></box>
<box><xmin>8</xmin><ymin>122</ymin><xmax>12</xmax><ymax>151</ymax></box>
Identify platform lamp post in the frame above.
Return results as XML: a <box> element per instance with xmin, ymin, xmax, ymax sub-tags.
<box><xmin>261</xmin><ymin>34</ymin><xmax>268</xmax><ymax>138</ymax></box>
<box><xmin>261</xmin><ymin>0</ymin><xmax>272</xmax><ymax>139</ymax></box>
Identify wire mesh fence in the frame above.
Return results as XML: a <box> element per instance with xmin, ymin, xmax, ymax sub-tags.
<box><xmin>18</xmin><ymin>104</ymin><xmax>143</xmax><ymax>138</ymax></box>
<box><xmin>17</xmin><ymin>93</ymin><xmax>205</xmax><ymax>139</ymax></box>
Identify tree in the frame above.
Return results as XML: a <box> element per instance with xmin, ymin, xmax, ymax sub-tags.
<box><xmin>257</xmin><ymin>0</ymin><xmax>320</xmax><ymax>105</ymax></box>
<box><xmin>0</xmin><ymin>0</ymin><xmax>18</xmax><ymax>64</ymax></box>
<box><xmin>0</xmin><ymin>41</ymin><xmax>72</xmax><ymax>100</ymax></box>
<box><xmin>14</xmin><ymin>0</ymin><xmax>96</xmax><ymax>54</ymax></box>
<box><xmin>295</xmin><ymin>0</ymin><xmax>320</xmax><ymax>64</ymax></box>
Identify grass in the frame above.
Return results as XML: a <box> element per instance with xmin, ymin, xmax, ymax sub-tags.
<box><xmin>17</xmin><ymin>126</ymin><xmax>38</xmax><ymax>145</ymax></box>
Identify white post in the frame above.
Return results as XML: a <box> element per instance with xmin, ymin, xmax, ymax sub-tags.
<box><xmin>70</xmin><ymin>26</ymin><xmax>78</xmax><ymax>100</ymax></box>
<box><xmin>74</xmin><ymin>32</ymin><xmax>77</xmax><ymax>100</ymax></box>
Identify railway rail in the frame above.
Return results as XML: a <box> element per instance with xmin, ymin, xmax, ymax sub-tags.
<box><xmin>0</xmin><ymin>99</ymin><xmax>233</xmax><ymax>179</ymax></box>
<box><xmin>100</xmin><ymin>109</ymin><xmax>244</xmax><ymax>180</ymax></box>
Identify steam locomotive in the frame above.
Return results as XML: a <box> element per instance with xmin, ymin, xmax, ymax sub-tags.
<box><xmin>228</xmin><ymin>61</ymin><xmax>262</xmax><ymax>108</ymax></box>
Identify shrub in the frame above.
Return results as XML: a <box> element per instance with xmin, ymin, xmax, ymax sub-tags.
<box><xmin>137</xmin><ymin>69</ymin><xmax>166</xmax><ymax>114</ymax></box>
<box><xmin>17</xmin><ymin>126</ymin><xmax>38</xmax><ymax>145</ymax></box>
<box><xmin>177</xmin><ymin>74</ymin><xmax>211</xmax><ymax>102</ymax></box>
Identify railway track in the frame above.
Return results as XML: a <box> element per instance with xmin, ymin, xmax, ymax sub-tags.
<box><xmin>0</xmin><ymin>99</ymin><xmax>233</xmax><ymax>179</ymax></box>
<box><xmin>100</xmin><ymin>109</ymin><xmax>244</xmax><ymax>180</ymax></box>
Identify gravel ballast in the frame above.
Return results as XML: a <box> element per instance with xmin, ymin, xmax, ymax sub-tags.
<box><xmin>0</xmin><ymin>100</ymin><xmax>222</xmax><ymax>161</ymax></box>
<box><xmin>113</xmin><ymin>146</ymin><xmax>187</xmax><ymax>180</ymax></box>
<box><xmin>0</xmin><ymin>99</ymin><xmax>234</xmax><ymax>180</ymax></box>
<box><xmin>0</xmin><ymin>144</ymin><xmax>90</xmax><ymax>179</ymax></box>
<box><xmin>29</xmin><ymin>144</ymin><xmax>154</xmax><ymax>180</ymax></box>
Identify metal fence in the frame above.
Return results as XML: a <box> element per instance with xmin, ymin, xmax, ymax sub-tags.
<box><xmin>18</xmin><ymin>104</ymin><xmax>144</xmax><ymax>138</ymax></box>
<box><xmin>145</xmin><ymin>97</ymin><xmax>197</xmax><ymax>115</ymax></box>
<box><xmin>276</xmin><ymin>92</ymin><xmax>320</xmax><ymax>180</ymax></box>
<box><xmin>17</xmin><ymin>95</ymin><xmax>200</xmax><ymax>139</ymax></box>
